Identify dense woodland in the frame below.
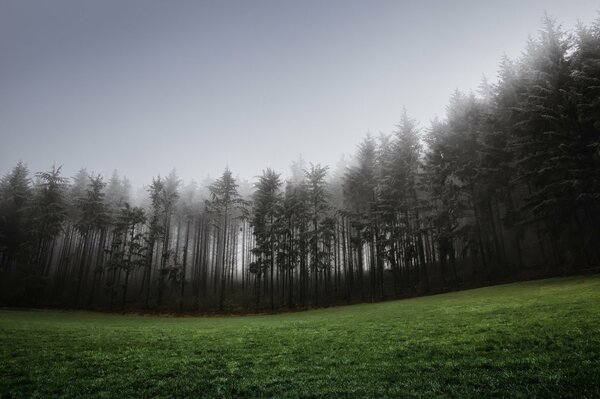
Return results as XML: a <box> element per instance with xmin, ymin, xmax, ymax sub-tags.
<box><xmin>1</xmin><ymin>18</ymin><xmax>599</xmax><ymax>312</ymax></box>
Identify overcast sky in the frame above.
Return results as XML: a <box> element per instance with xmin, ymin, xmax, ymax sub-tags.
<box><xmin>1</xmin><ymin>0</ymin><xmax>598</xmax><ymax>186</ymax></box>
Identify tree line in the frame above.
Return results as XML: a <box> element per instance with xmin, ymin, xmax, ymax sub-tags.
<box><xmin>1</xmin><ymin>17</ymin><xmax>599</xmax><ymax>311</ymax></box>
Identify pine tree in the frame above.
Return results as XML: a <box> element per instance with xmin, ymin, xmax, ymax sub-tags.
<box><xmin>251</xmin><ymin>169</ymin><xmax>282</xmax><ymax>310</ymax></box>
<box><xmin>27</xmin><ymin>166</ymin><xmax>68</xmax><ymax>303</ymax></box>
<box><xmin>207</xmin><ymin>168</ymin><xmax>246</xmax><ymax>310</ymax></box>
<box><xmin>73</xmin><ymin>174</ymin><xmax>110</xmax><ymax>305</ymax></box>
<box><xmin>0</xmin><ymin>162</ymin><xmax>32</xmax><ymax>272</ymax></box>
<box><xmin>512</xmin><ymin>17</ymin><xmax>585</xmax><ymax>268</ymax></box>
<box><xmin>345</xmin><ymin>136</ymin><xmax>379</xmax><ymax>299</ymax></box>
<box><xmin>156</xmin><ymin>170</ymin><xmax>180</xmax><ymax>309</ymax></box>
<box><xmin>305</xmin><ymin>164</ymin><xmax>330</xmax><ymax>305</ymax></box>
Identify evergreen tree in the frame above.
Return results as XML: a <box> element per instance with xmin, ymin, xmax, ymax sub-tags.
<box><xmin>0</xmin><ymin>162</ymin><xmax>32</xmax><ymax>271</ymax></box>
<box><xmin>73</xmin><ymin>174</ymin><xmax>110</xmax><ymax>305</ymax></box>
<box><xmin>251</xmin><ymin>169</ymin><xmax>282</xmax><ymax>310</ymax></box>
<box><xmin>305</xmin><ymin>164</ymin><xmax>330</xmax><ymax>305</ymax></box>
<box><xmin>207</xmin><ymin>168</ymin><xmax>246</xmax><ymax>310</ymax></box>
<box><xmin>27</xmin><ymin>166</ymin><xmax>68</xmax><ymax>301</ymax></box>
<box><xmin>512</xmin><ymin>17</ymin><xmax>586</xmax><ymax>268</ymax></box>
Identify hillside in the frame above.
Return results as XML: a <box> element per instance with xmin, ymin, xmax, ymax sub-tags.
<box><xmin>1</xmin><ymin>275</ymin><xmax>600</xmax><ymax>398</ymax></box>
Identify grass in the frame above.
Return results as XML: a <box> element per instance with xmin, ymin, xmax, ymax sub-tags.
<box><xmin>1</xmin><ymin>276</ymin><xmax>599</xmax><ymax>398</ymax></box>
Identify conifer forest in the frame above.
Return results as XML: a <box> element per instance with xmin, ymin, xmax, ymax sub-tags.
<box><xmin>1</xmin><ymin>16</ymin><xmax>600</xmax><ymax>314</ymax></box>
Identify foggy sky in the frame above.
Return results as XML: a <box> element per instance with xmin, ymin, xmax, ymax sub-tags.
<box><xmin>1</xmin><ymin>0</ymin><xmax>598</xmax><ymax>186</ymax></box>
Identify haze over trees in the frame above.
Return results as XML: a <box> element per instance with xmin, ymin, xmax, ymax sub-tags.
<box><xmin>1</xmin><ymin>17</ymin><xmax>599</xmax><ymax>311</ymax></box>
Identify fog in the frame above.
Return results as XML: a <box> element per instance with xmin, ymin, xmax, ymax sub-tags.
<box><xmin>1</xmin><ymin>0</ymin><xmax>598</xmax><ymax>185</ymax></box>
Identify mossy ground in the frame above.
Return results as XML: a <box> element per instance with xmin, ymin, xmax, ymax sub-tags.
<box><xmin>1</xmin><ymin>275</ymin><xmax>599</xmax><ymax>398</ymax></box>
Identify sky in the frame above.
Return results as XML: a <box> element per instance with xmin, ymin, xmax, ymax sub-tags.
<box><xmin>1</xmin><ymin>0</ymin><xmax>598</xmax><ymax>186</ymax></box>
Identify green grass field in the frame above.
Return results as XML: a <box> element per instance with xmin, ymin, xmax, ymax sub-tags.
<box><xmin>1</xmin><ymin>276</ymin><xmax>600</xmax><ymax>398</ymax></box>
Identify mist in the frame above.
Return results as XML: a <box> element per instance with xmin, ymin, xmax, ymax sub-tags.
<box><xmin>2</xmin><ymin>0</ymin><xmax>598</xmax><ymax>186</ymax></box>
<box><xmin>2</xmin><ymin>2</ymin><xmax>600</xmax><ymax>397</ymax></box>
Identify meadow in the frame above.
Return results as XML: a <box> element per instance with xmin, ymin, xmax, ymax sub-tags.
<box><xmin>1</xmin><ymin>275</ymin><xmax>599</xmax><ymax>398</ymax></box>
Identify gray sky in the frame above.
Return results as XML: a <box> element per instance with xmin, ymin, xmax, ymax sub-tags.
<box><xmin>1</xmin><ymin>0</ymin><xmax>598</xmax><ymax>186</ymax></box>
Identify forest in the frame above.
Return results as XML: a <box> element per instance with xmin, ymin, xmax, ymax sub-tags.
<box><xmin>1</xmin><ymin>17</ymin><xmax>599</xmax><ymax>312</ymax></box>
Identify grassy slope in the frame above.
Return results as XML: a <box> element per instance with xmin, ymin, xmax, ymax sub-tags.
<box><xmin>1</xmin><ymin>276</ymin><xmax>599</xmax><ymax>398</ymax></box>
